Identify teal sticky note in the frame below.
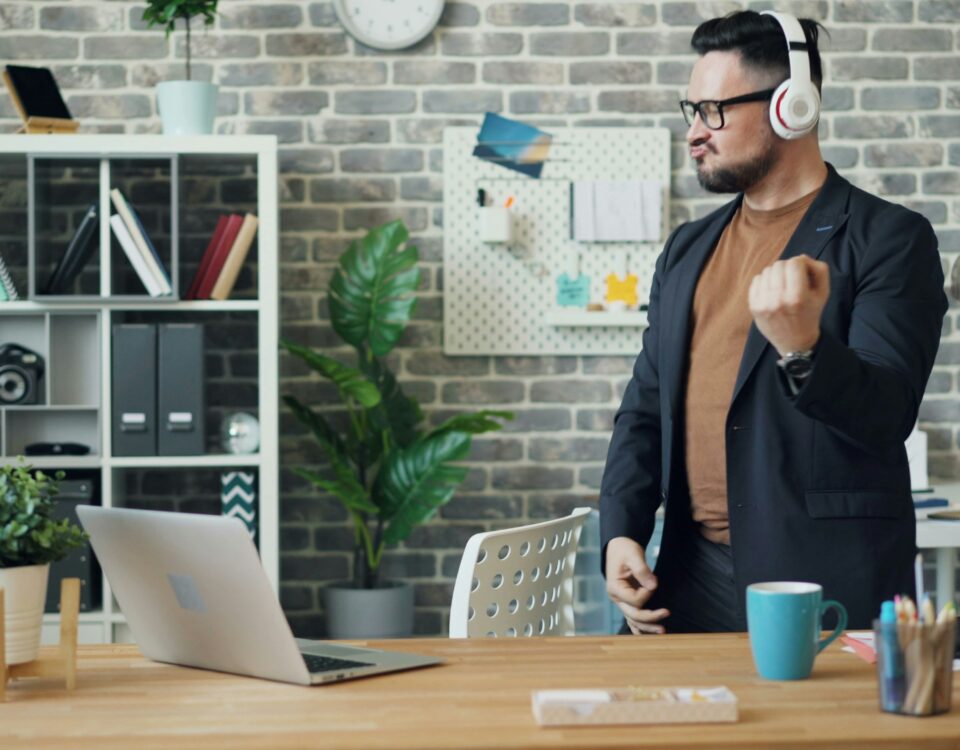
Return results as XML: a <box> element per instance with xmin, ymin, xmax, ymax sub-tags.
<box><xmin>556</xmin><ymin>273</ymin><xmax>590</xmax><ymax>307</ymax></box>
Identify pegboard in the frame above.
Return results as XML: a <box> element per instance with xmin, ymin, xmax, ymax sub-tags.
<box><xmin>443</xmin><ymin>127</ymin><xmax>671</xmax><ymax>355</ymax></box>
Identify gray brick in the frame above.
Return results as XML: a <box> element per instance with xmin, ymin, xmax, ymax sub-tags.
<box><xmin>379</xmin><ymin>552</ymin><xmax>436</xmax><ymax>580</ymax></box>
<box><xmin>575</xmin><ymin>4</ymin><xmax>656</xmax><ymax>26</ymax></box>
<box><xmin>0</xmin><ymin>35</ymin><xmax>78</xmax><ymax>59</ymax></box>
<box><xmin>661</xmin><ymin>2</ymin><xmax>742</xmax><ymax>25</ymax></box>
<box><xmin>924</xmin><ymin>172</ymin><xmax>960</xmax><ymax>195</ymax></box>
<box><xmin>405</xmin><ymin>523</ymin><xmax>485</xmax><ymax>549</ymax></box>
<box><xmin>492</xmin><ymin>466</ymin><xmax>574</xmax><ymax>490</ymax></box>
<box><xmin>919</xmin><ymin>1</ymin><xmax>960</xmax><ymax>22</ymax></box>
<box><xmin>354</xmin><ymin>35</ymin><xmax>438</xmax><ymax>57</ymax></box>
<box><xmin>927</xmin><ymin>372</ymin><xmax>954</xmax><ymax>395</ymax></box>
<box><xmin>280</xmin><ymin>148</ymin><xmax>335</xmax><ymax>175</ymax></box>
<box><xmin>131</xmin><ymin>63</ymin><xmax>213</xmax><ymax>87</ymax></box>
<box><xmin>395</xmin><ymin>61</ymin><xmax>476</xmax><ymax>85</ymax></box>
<box><xmin>397</xmin><ymin>117</ymin><xmax>478</xmax><ymax>143</ymax></box>
<box><xmin>309</xmin><ymin>118</ymin><xmax>390</xmax><ymax>144</ymax></box>
<box><xmin>220</xmin><ymin>62</ymin><xmax>303</xmax><ymax>86</ymax></box>
<box><xmin>819</xmin><ymin>28</ymin><xmax>867</xmax><ymax>52</ymax></box>
<box><xmin>441</xmin><ymin>494</ymin><xmax>523</xmax><ymax>520</ymax></box>
<box><xmin>441</xmin><ymin>3</ymin><xmax>481</xmax><ymax>26</ymax></box>
<box><xmin>466</xmin><ymin>438</ymin><xmax>524</xmax><ymax>462</ymax></box>
<box><xmin>531</xmin><ymin>31</ymin><xmax>609</xmax><ymax>56</ymax></box>
<box><xmin>308</xmin><ymin>2</ymin><xmax>338</xmax><ymax>27</ymax></box>
<box><xmin>407</xmin><ymin>352</ymin><xmax>489</xmax><ymax>376</ymax></box>
<box><xmin>310</xmin><ymin>177</ymin><xmax>395</xmax><ymax>203</ymax></box>
<box><xmin>530</xmin><ymin>380</ymin><xmax>612</xmax><ymax>403</ymax></box>
<box><xmin>926</xmin><ymin>426</ymin><xmax>954</xmax><ymax>450</ymax></box>
<box><xmin>0</xmin><ymin>4</ymin><xmax>33</xmax><ymax>29</ymax></box>
<box><xmin>405</xmin><ymin>380</ymin><xmax>437</xmax><ymax>404</ymax></box>
<box><xmin>572</xmin><ymin>61</ymin><xmax>652</xmax><ymax>85</ymax></box>
<box><xmin>510</xmin><ymin>91</ymin><xmax>590</xmax><ymax>114</ymax></box>
<box><xmin>244</xmin><ymin>90</ymin><xmax>328</xmax><ymax>117</ymax></box>
<box><xmin>919</xmin><ymin>116</ymin><xmax>960</xmax><ymax>139</ymax></box>
<box><xmin>529</xmin><ymin>437</ymin><xmax>610</xmax><ymax>462</ymax></box>
<box><xmin>919</xmin><ymin>399</ymin><xmax>960</xmax><ymax>423</ymax></box>
<box><xmin>864</xmin><ymin>144</ymin><xmax>943</xmax><ymax>168</ymax></box>
<box><xmin>834</xmin><ymin>0</ymin><xmax>913</xmax><ymax>21</ymax></box>
<box><xmin>495</xmin><ymin>357</ymin><xmax>577</xmax><ymax>376</ymax></box>
<box><xmin>282</xmin><ymin>554</ymin><xmax>348</xmax><ymax>581</ymax></box>
<box><xmin>863</xmin><ymin>173</ymin><xmax>917</xmax><ymax>196</ymax></box>
<box><xmin>834</xmin><ymin>115</ymin><xmax>912</xmax><ymax>139</ymax></box>
<box><xmin>441</xmin><ymin>32</ymin><xmax>524</xmax><ymax>56</ymax></box>
<box><xmin>951</xmin><ymin>145</ymin><xmax>960</xmax><ymax>167</ymax></box>
<box><xmin>176</xmin><ymin>35</ymin><xmax>259</xmax><ymax>59</ymax></box>
<box><xmin>281</xmin><ymin>207</ymin><xmax>338</xmax><ymax>232</ymax></box>
<box><xmin>599</xmin><ymin>90</ymin><xmax>679</xmax><ymax>113</ymax></box>
<box><xmin>220</xmin><ymin>4</ymin><xmax>303</xmax><ymax>29</ymax></box>
<box><xmin>577</xmin><ymin>408</ymin><xmax>617</xmax><ymax>431</ymax></box>
<box><xmin>582</xmin><ymin>357</ymin><xmax>635</xmax><ymax>375</ymax></box>
<box><xmin>335</xmin><ymin>90</ymin><xmax>416</xmax><ymax>115</ymax></box>
<box><xmin>266</xmin><ymin>33</ymin><xmax>348</xmax><ymax>56</ymax></box>
<box><xmin>949</xmin><ymin>86</ymin><xmax>960</xmax><ymax>109</ymax></box>
<box><xmin>746</xmin><ymin>1</ymin><xmax>828</xmax><ymax>17</ymax></box>
<box><xmin>861</xmin><ymin>87</ymin><xmax>940</xmax><ymax>111</ymax></box>
<box><xmin>487</xmin><ymin>3</ymin><xmax>569</xmax><ymax>26</ymax></box>
<box><xmin>935</xmin><ymin>342</ymin><xmax>960</xmax><ymax>365</ymax></box>
<box><xmin>400</xmin><ymin>176</ymin><xmax>443</xmax><ymax>201</ymax></box>
<box><xmin>830</xmin><ymin>57</ymin><xmax>908</xmax><ymax>81</ymax></box>
<box><xmin>579</xmin><ymin>465</ymin><xmax>605</xmax><ymax>489</ymax></box>
<box><xmin>216</xmin><ymin>91</ymin><xmax>240</xmax><ymax>117</ymax></box>
<box><xmin>821</xmin><ymin>87</ymin><xmax>855</xmax><ymax>112</ymax></box>
<box><xmin>901</xmin><ymin>201</ymin><xmax>948</xmax><ymax>225</ymax></box>
<box><xmin>41</xmin><ymin>5</ymin><xmax>122</xmax><ymax>31</ymax></box>
<box><xmin>312</xmin><ymin>527</ymin><xmax>354</xmax><ymax>551</ymax></box>
<box><xmin>618</xmin><ymin>31</ymin><xmax>692</xmax><ymax>56</ymax></box>
<box><xmin>219</xmin><ymin>119</ymin><xmax>303</xmax><ymax>144</ymax></box>
<box><xmin>85</xmin><ymin>35</ymin><xmax>165</xmax><ymax>59</ymax></box>
<box><xmin>344</xmin><ymin>207</ymin><xmax>429</xmax><ymax>232</ymax></box>
<box><xmin>66</xmin><ymin>94</ymin><xmax>151</xmax><ymax>119</ymax></box>
<box><xmin>442</xmin><ymin>381</ymin><xmax>524</xmax><ymax>404</ymax></box>
<box><xmin>483</xmin><ymin>61</ymin><xmax>563</xmax><ymax>85</ymax></box>
<box><xmin>424</xmin><ymin>90</ymin><xmax>502</xmax><ymax>114</ymax></box>
<box><xmin>307</xmin><ymin>61</ymin><xmax>387</xmax><ymax>85</ymax></box>
<box><xmin>873</xmin><ymin>29</ymin><xmax>953</xmax><ymax>52</ymax></box>
<box><xmin>340</xmin><ymin>148</ymin><xmax>423</xmax><ymax>173</ymax></box>
<box><xmin>915</xmin><ymin>57</ymin><xmax>960</xmax><ymax>81</ymax></box>
<box><xmin>280</xmin><ymin>584</ymin><xmax>314</xmax><ymax>610</ymax></box>
<box><xmin>52</xmin><ymin>64</ymin><xmax>126</xmax><ymax>89</ymax></box>
<box><xmin>654</xmin><ymin>60</ymin><xmax>692</xmax><ymax>86</ymax></box>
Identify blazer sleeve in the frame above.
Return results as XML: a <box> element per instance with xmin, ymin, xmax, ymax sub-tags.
<box><xmin>790</xmin><ymin>209</ymin><xmax>947</xmax><ymax>453</ymax></box>
<box><xmin>599</xmin><ymin>228</ymin><xmax>680</xmax><ymax>573</ymax></box>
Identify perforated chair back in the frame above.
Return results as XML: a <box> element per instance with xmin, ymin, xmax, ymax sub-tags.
<box><xmin>449</xmin><ymin>507</ymin><xmax>592</xmax><ymax>638</ymax></box>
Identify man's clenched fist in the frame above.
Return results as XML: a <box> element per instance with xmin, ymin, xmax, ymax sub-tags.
<box><xmin>748</xmin><ymin>255</ymin><xmax>830</xmax><ymax>356</ymax></box>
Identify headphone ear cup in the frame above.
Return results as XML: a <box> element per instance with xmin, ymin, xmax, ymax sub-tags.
<box><xmin>769</xmin><ymin>79</ymin><xmax>821</xmax><ymax>139</ymax></box>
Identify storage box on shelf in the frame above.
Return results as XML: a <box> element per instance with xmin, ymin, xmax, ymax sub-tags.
<box><xmin>0</xmin><ymin>135</ymin><xmax>278</xmax><ymax>645</ymax></box>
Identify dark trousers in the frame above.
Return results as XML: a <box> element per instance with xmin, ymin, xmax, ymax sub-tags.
<box><xmin>619</xmin><ymin>532</ymin><xmax>746</xmax><ymax>634</ymax></box>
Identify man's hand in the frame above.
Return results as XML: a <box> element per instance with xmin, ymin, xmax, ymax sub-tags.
<box><xmin>748</xmin><ymin>255</ymin><xmax>830</xmax><ymax>356</ymax></box>
<box><xmin>605</xmin><ymin>537</ymin><xmax>669</xmax><ymax>634</ymax></box>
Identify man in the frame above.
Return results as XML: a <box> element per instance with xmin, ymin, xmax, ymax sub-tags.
<box><xmin>599</xmin><ymin>10</ymin><xmax>947</xmax><ymax>634</ymax></box>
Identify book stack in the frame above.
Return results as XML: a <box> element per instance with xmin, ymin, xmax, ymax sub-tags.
<box><xmin>110</xmin><ymin>189</ymin><xmax>173</xmax><ymax>297</ymax></box>
<box><xmin>185</xmin><ymin>213</ymin><xmax>259</xmax><ymax>300</ymax></box>
<box><xmin>44</xmin><ymin>202</ymin><xmax>98</xmax><ymax>295</ymax></box>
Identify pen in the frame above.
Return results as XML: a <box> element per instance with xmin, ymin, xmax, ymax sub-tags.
<box><xmin>914</xmin><ymin>553</ymin><xmax>924</xmax><ymax>611</ymax></box>
<box><xmin>879</xmin><ymin>600</ymin><xmax>905</xmax><ymax>712</ymax></box>
<box><xmin>504</xmin><ymin>196</ymin><xmax>514</xmax><ymax>209</ymax></box>
<box><xmin>477</xmin><ymin>188</ymin><xmax>487</xmax><ymax>207</ymax></box>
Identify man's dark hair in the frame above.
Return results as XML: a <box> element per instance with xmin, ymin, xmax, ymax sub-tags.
<box><xmin>691</xmin><ymin>11</ymin><xmax>827</xmax><ymax>93</ymax></box>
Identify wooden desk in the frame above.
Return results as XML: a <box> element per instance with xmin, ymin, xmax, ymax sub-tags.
<box><xmin>2</xmin><ymin>635</ymin><xmax>958</xmax><ymax>750</ymax></box>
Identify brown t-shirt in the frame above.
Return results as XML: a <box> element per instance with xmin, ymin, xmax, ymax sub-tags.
<box><xmin>685</xmin><ymin>188</ymin><xmax>820</xmax><ymax>545</ymax></box>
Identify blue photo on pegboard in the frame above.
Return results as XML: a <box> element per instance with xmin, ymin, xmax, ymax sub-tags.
<box><xmin>556</xmin><ymin>272</ymin><xmax>590</xmax><ymax>307</ymax></box>
<box><xmin>222</xmin><ymin>471</ymin><xmax>257</xmax><ymax>544</ymax></box>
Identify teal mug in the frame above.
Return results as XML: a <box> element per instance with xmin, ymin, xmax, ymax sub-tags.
<box><xmin>746</xmin><ymin>582</ymin><xmax>848</xmax><ymax>680</ymax></box>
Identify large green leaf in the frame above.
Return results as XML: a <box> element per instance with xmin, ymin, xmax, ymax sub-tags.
<box><xmin>282</xmin><ymin>395</ymin><xmax>347</xmax><ymax>458</ymax></box>
<box><xmin>280</xmin><ymin>339</ymin><xmax>381</xmax><ymax>408</ymax></box>
<box><xmin>329</xmin><ymin>220</ymin><xmax>421</xmax><ymax>357</ymax></box>
<box><xmin>428</xmin><ymin>410</ymin><xmax>513</xmax><ymax>438</ymax></box>
<box><xmin>293</xmin><ymin>468</ymin><xmax>376</xmax><ymax>515</ymax></box>
<box><xmin>376</xmin><ymin>431</ymin><xmax>472</xmax><ymax>546</ymax></box>
<box><xmin>358</xmin><ymin>351</ymin><xmax>423</xmax><ymax>450</ymax></box>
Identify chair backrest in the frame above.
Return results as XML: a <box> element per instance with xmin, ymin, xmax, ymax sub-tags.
<box><xmin>449</xmin><ymin>507</ymin><xmax>592</xmax><ymax>638</ymax></box>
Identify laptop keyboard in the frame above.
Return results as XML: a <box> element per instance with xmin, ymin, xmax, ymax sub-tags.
<box><xmin>301</xmin><ymin>653</ymin><xmax>375</xmax><ymax>674</ymax></box>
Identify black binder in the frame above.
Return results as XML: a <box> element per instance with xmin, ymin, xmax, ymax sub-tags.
<box><xmin>157</xmin><ymin>323</ymin><xmax>205</xmax><ymax>456</ymax></box>
<box><xmin>45</xmin><ymin>477</ymin><xmax>100</xmax><ymax>613</ymax></box>
<box><xmin>112</xmin><ymin>324</ymin><xmax>157</xmax><ymax>456</ymax></box>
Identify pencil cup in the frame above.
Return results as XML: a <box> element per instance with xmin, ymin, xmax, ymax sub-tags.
<box><xmin>479</xmin><ymin>207</ymin><xmax>512</xmax><ymax>244</ymax></box>
<box><xmin>874</xmin><ymin>617</ymin><xmax>956</xmax><ymax>716</ymax></box>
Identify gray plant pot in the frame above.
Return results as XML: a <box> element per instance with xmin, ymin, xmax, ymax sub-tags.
<box><xmin>322</xmin><ymin>581</ymin><xmax>415</xmax><ymax>639</ymax></box>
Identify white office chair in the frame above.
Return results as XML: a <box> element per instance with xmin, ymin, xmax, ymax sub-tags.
<box><xmin>449</xmin><ymin>507</ymin><xmax>592</xmax><ymax>638</ymax></box>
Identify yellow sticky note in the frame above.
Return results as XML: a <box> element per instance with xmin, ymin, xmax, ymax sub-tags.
<box><xmin>605</xmin><ymin>274</ymin><xmax>638</xmax><ymax>306</ymax></box>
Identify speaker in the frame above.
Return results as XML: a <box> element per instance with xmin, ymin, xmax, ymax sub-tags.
<box><xmin>761</xmin><ymin>11</ymin><xmax>821</xmax><ymax>140</ymax></box>
<box><xmin>45</xmin><ymin>476</ymin><xmax>101</xmax><ymax>613</ymax></box>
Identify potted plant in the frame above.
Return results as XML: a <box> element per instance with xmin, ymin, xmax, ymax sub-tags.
<box><xmin>281</xmin><ymin>220</ymin><xmax>512</xmax><ymax>638</ymax></box>
<box><xmin>143</xmin><ymin>0</ymin><xmax>220</xmax><ymax>135</ymax></box>
<box><xmin>0</xmin><ymin>461</ymin><xmax>87</xmax><ymax>664</ymax></box>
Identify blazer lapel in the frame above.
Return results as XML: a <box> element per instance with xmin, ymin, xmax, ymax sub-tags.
<box><xmin>729</xmin><ymin>165</ymin><xmax>852</xmax><ymax>406</ymax></box>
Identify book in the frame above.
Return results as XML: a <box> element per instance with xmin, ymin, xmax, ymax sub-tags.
<box><xmin>109</xmin><ymin>214</ymin><xmax>162</xmax><ymax>296</ymax></box>
<box><xmin>0</xmin><ymin>252</ymin><xmax>18</xmax><ymax>301</ymax></box>
<box><xmin>210</xmin><ymin>214</ymin><xmax>259</xmax><ymax>301</ymax></box>
<box><xmin>109</xmin><ymin>189</ymin><xmax>172</xmax><ymax>296</ymax></box>
<box><xmin>2</xmin><ymin>64</ymin><xmax>77</xmax><ymax>133</ymax></box>
<box><xmin>185</xmin><ymin>214</ymin><xmax>228</xmax><ymax>300</ymax></box>
<box><xmin>43</xmin><ymin>202</ymin><xmax>98</xmax><ymax>295</ymax></box>
<box><xmin>193</xmin><ymin>214</ymin><xmax>244</xmax><ymax>300</ymax></box>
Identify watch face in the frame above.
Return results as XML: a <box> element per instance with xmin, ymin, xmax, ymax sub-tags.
<box><xmin>334</xmin><ymin>0</ymin><xmax>445</xmax><ymax>50</ymax></box>
<box><xmin>783</xmin><ymin>357</ymin><xmax>813</xmax><ymax>378</ymax></box>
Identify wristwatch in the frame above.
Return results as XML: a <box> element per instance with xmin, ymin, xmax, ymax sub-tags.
<box><xmin>777</xmin><ymin>348</ymin><xmax>815</xmax><ymax>395</ymax></box>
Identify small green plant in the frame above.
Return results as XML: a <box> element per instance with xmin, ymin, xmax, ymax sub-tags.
<box><xmin>0</xmin><ymin>460</ymin><xmax>87</xmax><ymax>568</ymax></box>
<box><xmin>142</xmin><ymin>0</ymin><xmax>219</xmax><ymax>81</ymax></box>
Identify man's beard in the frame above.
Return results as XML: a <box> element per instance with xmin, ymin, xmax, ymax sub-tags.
<box><xmin>695</xmin><ymin>138</ymin><xmax>779</xmax><ymax>193</ymax></box>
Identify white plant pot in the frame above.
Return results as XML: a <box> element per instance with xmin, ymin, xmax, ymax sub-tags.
<box><xmin>0</xmin><ymin>563</ymin><xmax>49</xmax><ymax>665</ymax></box>
<box><xmin>156</xmin><ymin>80</ymin><xmax>219</xmax><ymax>135</ymax></box>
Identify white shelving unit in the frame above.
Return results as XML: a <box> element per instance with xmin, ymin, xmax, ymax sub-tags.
<box><xmin>0</xmin><ymin>135</ymin><xmax>278</xmax><ymax>645</ymax></box>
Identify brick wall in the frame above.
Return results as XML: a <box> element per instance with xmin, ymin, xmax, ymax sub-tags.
<box><xmin>2</xmin><ymin>1</ymin><xmax>957</xmax><ymax>636</ymax></box>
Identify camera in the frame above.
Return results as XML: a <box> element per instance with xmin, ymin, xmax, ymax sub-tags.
<box><xmin>0</xmin><ymin>343</ymin><xmax>44</xmax><ymax>405</ymax></box>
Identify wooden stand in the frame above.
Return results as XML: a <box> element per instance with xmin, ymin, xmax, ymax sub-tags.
<box><xmin>17</xmin><ymin>116</ymin><xmax>79</xmax><ymax>134</ymax></box>
<box><xmin>0</xmin><ymin>578</ymin><xmax>80</xmax><ymax>699</ymax></box>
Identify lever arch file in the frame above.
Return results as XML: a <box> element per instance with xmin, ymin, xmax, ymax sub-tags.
<box><xmin>112</xmin><ymin>324</ymin><xmax>157</xmax><ymax>456</ymax></box>
<box><xmin>157</xmin><ymin>323</ymin><xmax>205</xmax><ymax>456</ymax></box>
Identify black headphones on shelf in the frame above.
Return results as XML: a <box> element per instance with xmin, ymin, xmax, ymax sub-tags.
<box><xmin>760</xmin><ymin>11</ymin><xmax>821</xmax><ymax>140</ymax></box>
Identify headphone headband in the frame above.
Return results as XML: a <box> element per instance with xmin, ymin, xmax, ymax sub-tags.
<box><xmin>761</xmin><ymin>11</ymin><xmax>813</xmax><ymax>87</ymax></box>
<box><xmin>759</xmin><ymin>10</ymin><xmax>820</xmax><ymax>139</ymax></box>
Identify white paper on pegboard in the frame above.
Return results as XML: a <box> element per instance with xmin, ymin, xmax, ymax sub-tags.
<box><xmin>443</xmin><ymin>127</ymin><xmax>671</xmax><ymax>355</ymax></box>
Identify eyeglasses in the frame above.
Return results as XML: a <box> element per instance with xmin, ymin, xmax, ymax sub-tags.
<box><xmin>679</xmin><ymin>88</ymin><xmax>777</xmax><ymax>130</ymax></box>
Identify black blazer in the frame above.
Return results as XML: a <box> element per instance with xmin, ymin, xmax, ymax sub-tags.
<box><xmin>599</xmin><ymin>164</ymin><xmax>948</xmax><ymax>629</ymax></box>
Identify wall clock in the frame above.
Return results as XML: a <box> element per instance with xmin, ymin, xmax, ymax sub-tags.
<box><xmin>333</xmin><ymin>0</ymin><xmax>446</xmax><ymax>50</ymax></box>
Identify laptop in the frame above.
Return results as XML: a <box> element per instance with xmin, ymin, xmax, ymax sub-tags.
<box><xmin>77</xmin><ymin>506</ymin><xmax>441</xmax><ymax>685</ymax></box>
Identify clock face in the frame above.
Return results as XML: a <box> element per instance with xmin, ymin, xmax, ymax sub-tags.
<box><xmin>334</xmin><ymin>0</ymin><xmax>445</xmax><ymax>50</ymax></box>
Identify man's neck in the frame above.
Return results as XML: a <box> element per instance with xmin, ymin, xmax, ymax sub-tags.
<box><xmin>743</xmin><ymin>143</ymin><xmax>828</xmax><ymax>211</ymax></box>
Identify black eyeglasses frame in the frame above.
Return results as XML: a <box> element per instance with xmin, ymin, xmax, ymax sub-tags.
<box><xmin>679</xmin><ymin>88</ymin><xmax>777</xmax><ymax>130</ymax></box>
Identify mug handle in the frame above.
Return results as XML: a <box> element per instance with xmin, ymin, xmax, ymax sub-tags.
<box><xmin>816</xmin><ymin>599</ymin><xmax>848</xmax><ymax>653</ymax></box>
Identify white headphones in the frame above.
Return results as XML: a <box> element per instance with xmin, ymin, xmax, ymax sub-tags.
<box><xmin>760</xmin><ymin>11</ymin><xmax>821</xmax><ymax>139</ymax></box>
